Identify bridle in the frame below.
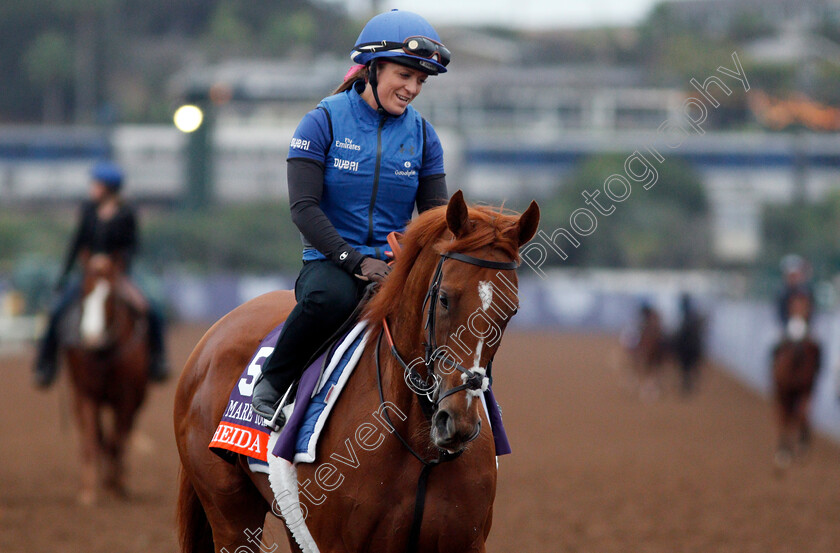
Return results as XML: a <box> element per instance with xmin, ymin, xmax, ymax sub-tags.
<box><xmin>377</xmin><ymin>250</ymin><xmax>519</xmax><ymax>419</ymax></box>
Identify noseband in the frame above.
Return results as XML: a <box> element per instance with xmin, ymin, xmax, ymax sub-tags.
<box><xmin>377</xmin><ymin>250</ymin><xmax>519</xmax><ymax>418</ymax></box>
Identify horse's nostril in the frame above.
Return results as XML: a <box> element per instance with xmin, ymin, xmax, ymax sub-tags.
<box><xmin>434</xmin><ymin>410</ymin><xmax>452</xmax><ymax>438</ymax></box>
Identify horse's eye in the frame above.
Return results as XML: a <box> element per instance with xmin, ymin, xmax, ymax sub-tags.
<box><xmin>439</xmin><ymin>293</ymin><xmax>449</xmax><ymax>310</ymax></box>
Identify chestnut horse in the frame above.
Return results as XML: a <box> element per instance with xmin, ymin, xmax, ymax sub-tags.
<box><xmin>174</xmin><ymin>191</ymin><xmax>539</xmax><ymax>553</ymax></box>
<box><xmin>63</xmin><ymin>253</ymin><xmax>150</xmax><ymax>504</ymax></box>
<box><xmin>624</xmin><ymin>303</ymin><xmax>667</xmax><ymax>400</ymax></box>
<box><xmin>771</xmin><ymin>290</ymin><xmax>821</xmax><ymax>468</ymax></box>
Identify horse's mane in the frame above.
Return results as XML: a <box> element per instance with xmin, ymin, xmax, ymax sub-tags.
<box><xmin>362</xmin><ymin>203</ymin><xmax>524</xmax><ymax>325</ymax></box>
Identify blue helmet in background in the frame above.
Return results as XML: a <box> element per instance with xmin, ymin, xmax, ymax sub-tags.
<box><xmin>91</xmin><ymin>161</ymin><xmax>123</xmax><ymax>191</ymax></box>
<box><xmin>351</xmin><ymin>10</ymin><xmax>449</xmax><ymax>75</ymax></box>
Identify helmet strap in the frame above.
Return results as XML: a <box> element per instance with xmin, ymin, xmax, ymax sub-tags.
<box><xmin>368</xmin><ymin>60</ymin><xmax>388</xmax><ymax>115</ymax></box>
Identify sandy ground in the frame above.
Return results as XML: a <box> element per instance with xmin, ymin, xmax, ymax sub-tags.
<box><xmin>1</xmin><ymin>326</ymin><xmax>838</xmax><ymax>553</ymax></box>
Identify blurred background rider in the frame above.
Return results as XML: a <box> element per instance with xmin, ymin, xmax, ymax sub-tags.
<box><xmin>772</xmin><ymin>253</ymin><xmax>821</xmax><ymax>362</ymax></box>
<box><xmin>777</xmin><ymin>254</ymin><xmax>815</xmax><ymax>329</ymax></box>
<box><xmin>33</xmin><ymin>161</ymin><xmax>169</xmax><ymax>388</ymax></box>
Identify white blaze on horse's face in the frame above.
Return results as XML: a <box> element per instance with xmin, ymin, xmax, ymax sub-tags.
<box><xmin>786</xmin><ymin>317</ymin><xmax>808</xmax><ymax>341</ymax></box>
<box><xmin>469</xmin><ymin>280</ymin><xmax>493</xmax><ymax>405</ymax></box>
<box><xmin>478</xmin><ymin>281</ymin><xmax>492</xmax><ymax>311</ymax></box>
<box><xmin>81</xmin><ymin>279</ymin><xmax>111</xmax><ymax>348</ymax></box>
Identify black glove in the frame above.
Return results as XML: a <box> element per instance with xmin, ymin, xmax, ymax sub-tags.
<box><xmin>355</xmin><ymin>257</ymin><xmax>391</xmax><ymax>283</ymax></box>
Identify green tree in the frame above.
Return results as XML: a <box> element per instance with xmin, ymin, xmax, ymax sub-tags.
<box><xmin>761</xmin><ymin>191</ymin><xmax>840</xmax><ymax>278</ymax></box>
<box><xmin>205</xmin><ymin>3</ymin><xmax>253</xmax><ymax>57</ymax></box>
<box><xmin>23</xmin><ymin>31</ymin><xmax>74</xmax><ymax>122</ymax></box>
<box><xmin>261</xmin><ymin>10</ymin><xmax>316</xmax><ymax>56</ymax></box>
<box><xmin>0</xmin><ymin>0</ymin><xmax>357</xmax><ymax>123</ymax></box>
<box><xmin>541</xmin><ymin>153</ymin><xmax>710</xmax><ymax>268</ymax></box>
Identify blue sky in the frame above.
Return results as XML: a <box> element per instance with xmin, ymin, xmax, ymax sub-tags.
<box><xmin>334</xmin><ymin>0</ymin><xmax>665</xmax><ymax>29</ymax></box>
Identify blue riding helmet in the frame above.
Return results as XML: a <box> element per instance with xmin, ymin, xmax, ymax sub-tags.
<box><xmin>91</xmin><ymin>161</ymin><xmax>123</xmax><ymax>191</ymax></box>
<box><xmin>351</xmin><ymin>10</ymin><xmax>450</xmax><ymax>75</ymax></box>
<box><xmin>780</xmin><ymin>253</ymin><xmax>807</xmax><ymax>275</ymax></box>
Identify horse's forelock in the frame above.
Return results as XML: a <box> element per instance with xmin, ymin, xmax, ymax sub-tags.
<box><xmin>442</xmin><ymin>206</ymin><xmax>522</xmax><ymax>261</ymax></box>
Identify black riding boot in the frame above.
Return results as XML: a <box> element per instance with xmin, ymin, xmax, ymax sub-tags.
<box><xmin>147</xmin><ymin>309</ymin><xmax>169</xmax><ymax>383</ymax></box>
<box><xmin>34</xmin><ymin>317</ymin><xmax>60</xmax><ymax>389</ymax></box>
<box><xmin>251</xmin><ymin>260</ymin><xmax>365</xmax><ymax>422</ymax></box>
<box><xmin>251</xmin><ymin>324</ymin><xmax>320</xmax><ymax>422</ymax></box>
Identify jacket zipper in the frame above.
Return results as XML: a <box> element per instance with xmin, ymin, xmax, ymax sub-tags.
<box><xmin>366</xmin><ymin>114</ymin><xmax>386</xmax><ymax>247</ymax></box>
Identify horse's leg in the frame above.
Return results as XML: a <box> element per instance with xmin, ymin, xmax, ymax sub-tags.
<box><xmin>72</xmin><ymin>393</ymin><xmax>101</xmax><ymax>505</ymax></box>
<box><xmin>242</xmin><ymin>459</ymin><xmax>302</xmax><ymax>553</ymax></box>
<box><xmin>178</xmin><ymin>387</ymin><xmax>274</xmax><ymax>552</ymax></box>
<box><xmin>796</xmin><ymin>393</ymin><xmax>813</xmax><ymax>453</ymax></box>
<box><xmin>639</xmin><ymin>361</ymin><xmax>661</xmax><ymax>402</ymax></box>
<box><xmin>773</xmin><ymin>397</ymin><xmax>794</xmax><ymax>469</ymax></box>
<box><xmin>103</xmin><ymin>316</ymin><xmax>151</xmax><ymax>497</ymax></box>
<box><xmin>100</xmin><ymin>409</ymin><xmax>118</xmax><ymax>492</ymax></box>
<box><xmin>103</xmin><ymin>399</ymin><xmax>141</xmax><ymax>498</ymax></box>
<box><xmin>187</xmin><ymin>452</ymin><xmax>272</xmax><ymax>553</ymax></box>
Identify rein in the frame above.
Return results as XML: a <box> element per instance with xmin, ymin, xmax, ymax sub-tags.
<box><xmin>374</xmin><ymin>249</ymin><xmax>519</xmax><ymax>553</ymax></box>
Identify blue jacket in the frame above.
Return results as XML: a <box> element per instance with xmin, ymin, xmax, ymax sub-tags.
<box><xmin>288</xmin><ymin>85</ymin><xmax>444</xmax><ymax>261</ymax></box>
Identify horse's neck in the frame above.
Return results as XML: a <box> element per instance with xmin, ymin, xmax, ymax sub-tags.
<box><xmin>388</xmin><ymin>263</ymin><xmax>431</xmax><ymax>360</ymax></box>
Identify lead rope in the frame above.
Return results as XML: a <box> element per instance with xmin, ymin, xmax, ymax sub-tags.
<box><xmin>375</xmin><ymin>328</ymin><xmax>461</xmax><ymax>553</ymax></box>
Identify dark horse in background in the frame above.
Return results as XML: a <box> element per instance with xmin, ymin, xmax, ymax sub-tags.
<box><xmin>174</xmin><ymin>191</ymin><xmax>539</xmax><ymax>553</ymax></box>
<box><xmin>771</xmin><ymin>290</ymin><xmax>821</xmax><ymax>469</ymax></box>
<box><xmin>62</xmin><ymin>253</ymin><xmax>150</xmax><ymax>504</ymax></box>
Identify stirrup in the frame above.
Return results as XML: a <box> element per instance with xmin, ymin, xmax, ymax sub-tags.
<box><xmin>252</xmin><ymin>374</ymin><xmax>294</xmax><ymax>431</ymax></box>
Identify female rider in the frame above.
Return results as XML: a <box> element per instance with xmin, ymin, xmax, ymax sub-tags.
<box><xmin>252</xmin><ymin>10</ymin><xmax>451</xmax><ymax>420</ymax></box>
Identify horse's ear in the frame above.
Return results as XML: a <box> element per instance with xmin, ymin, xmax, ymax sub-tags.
<box><xmin>446</xmin><ymin>190</ymin><xmax>472</xmax><ymax>238</ymax></box>
<box><xmin>516</xmin><ymin>200</ymin><xmax>540</xmax><ymax>247</ymax></box>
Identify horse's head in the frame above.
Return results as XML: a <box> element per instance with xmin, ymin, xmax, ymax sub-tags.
<box><xmin>366</xmin><ymin>191</ymin><xmax>539</xmax><ymax>453</ymax></box>
<box><xmin>79</xmin><ymin>254</ymin><xmax>120</xmax><ymax>349</ymax></box>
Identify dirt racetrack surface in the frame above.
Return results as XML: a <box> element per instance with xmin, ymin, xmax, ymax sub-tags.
<box><xmin>1</xmin><ymin>326</ymin><xmax>839</xmax><ymax>553</ymax></box>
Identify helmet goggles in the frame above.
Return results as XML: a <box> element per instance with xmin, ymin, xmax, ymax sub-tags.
<box><xmin>355</xmin><ymin>36</ymin><xmax>451</xmax><ymax>68</ymax></box>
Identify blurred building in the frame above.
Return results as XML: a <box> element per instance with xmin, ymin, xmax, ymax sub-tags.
<box><xmin>662</xmin><ymin>0</ymin><xmax>840</xmax><ymax>36</ymax></box>
<box><xmin>2</xmin><ymin>57</ymin><xmax>840</xmax><ymax>263</ymax></box>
